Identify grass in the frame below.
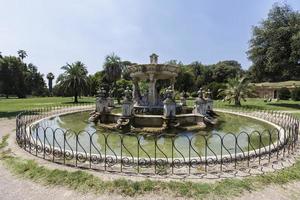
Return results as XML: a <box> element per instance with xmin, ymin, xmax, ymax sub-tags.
<box><xmin>0</xmin><ymin>97</ymin><xmax>94</xmax><ymax>118</ymax></box>
<box><xmin>187</xmin><ymin>98</ymin><xmax>300</xmax><ymax>111</ymax></box>
<box><xmin>0</xmin><ymin>96</ymin><xmax>299</xmax><ymax>118</ymax></box>
<box><xmin>1</xmin><ymin>135</ymin><xmax>300</xmax><ymax>199</ymax></box>
<box><xmin>293</xmin><ymin>113</ymin><xmax>300</xmax><ymax>120</ymax></box>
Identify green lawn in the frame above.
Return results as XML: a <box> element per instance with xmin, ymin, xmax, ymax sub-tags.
<box><xmin>293</xmin><ymin>113</ymin><xmax>300</xmax><ymax>120</ymax></box>
<box><xmin>0</xmin><ymin>97</ymin><xmax>95</xmax><ymax>118</ymax></box>
<box><xmin>187</xmin><ymin>98</ymin><xmax>300</xmax><ymax>111</ymax></box>
<box><xmin>0</xmin><ymin>97</ymin><xmax>299</xmax><ymax>119</ymax></box>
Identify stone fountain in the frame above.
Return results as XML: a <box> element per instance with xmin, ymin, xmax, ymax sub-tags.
<box><xmin>89</xmin><ymin>54</ymin><xmax>217</xmax><ymax>133</ymax></box>
<box><xmin>127</xmin><ymin>53</ymin><xmax>180</xmax><ymax>114</ymax></box>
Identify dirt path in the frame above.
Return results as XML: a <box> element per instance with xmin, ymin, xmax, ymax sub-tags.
<box><xmin>235</xmin><ymin>182</ymin><xmax>300</xmax><ymax>200</ymax></box>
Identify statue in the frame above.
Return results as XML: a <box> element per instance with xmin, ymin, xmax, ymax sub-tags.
<box><xmin>194</xmin><ymin>88</ymin><xmax>206</xmax><ymax>115</ymax></box>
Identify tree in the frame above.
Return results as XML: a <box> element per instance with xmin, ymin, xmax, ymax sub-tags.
<box><xmin>211</xmin><ymin>61</ymin><xmax>243</xmax><ymax>82</ymax></box>
<box><xmin>174</xmin><ymin>66</ymin><xmax>195</xmax><ymax>92</ymax></box>
<box><xmin>113</xmin><ymin>79</ymin><xmax>132</xmax><ymax>104</ymax></box>
<box><xmin>17</xmin><ymin>50</ymin><xmax>27</xmax><ymax>61</ymax></box>
<box><xmin>47</xmin><ymin>72</ymin><xmax>55</xmax><ymax>96</ymax></box>
<box><xmin>103</xmin><ymin>53</ymin><xmax>122</xmax><ymax>86</ymax></box>
<box><xmin>0</xmin><ymin>56</ymin><xmax>27</xmax><ymax>98</ymax></box>
<box><xmin>57</xmin><ymin>61</ymin><xmax>88</xmax><ymax>103</ymax></box>
<box><xmin>247</xmin><ymin>3</ymin><xmax>300</xmax><ymax>82</ymax></box>
<box><xmin>278</xmin><ymin>87</ymin><xmax>291</xmax><ymax>100</ymax></box>
<box><xmin>219</xmin><ymin>77</ymin><xmax>255</xmax><ymax>106</ymax></box>
<box><xmin>291</xmin><ymin>88</ymin><xmax>300</xmax><ymax>101</ymax></box>
<box><xmin>121</xmin><ymin>60</ymin><xmax>133</xmax><ymax>80</ymax></box>
<box><xmin>25</xmin><ymin>63</ymin><xmax>47</xmax><ymax>96</ymax></box>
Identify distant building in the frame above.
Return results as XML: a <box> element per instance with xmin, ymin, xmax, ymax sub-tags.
<box><xmin>253</xmin><ymin>81</ymin><xmax>300</xmax><ymax>99</ymax></box>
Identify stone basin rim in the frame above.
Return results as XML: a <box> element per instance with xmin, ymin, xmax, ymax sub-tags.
<box><xmin>25</xmin><ymin>107</ymin><xmax>286</xmax><ymax>163</ymax></box>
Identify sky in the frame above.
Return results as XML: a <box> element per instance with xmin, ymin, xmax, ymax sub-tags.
<box><xmin>1</xmin><ymin>0</ymin><xmax>300</xmax><ymax>81</ymax></box>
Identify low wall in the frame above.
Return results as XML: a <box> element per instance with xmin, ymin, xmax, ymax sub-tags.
<box><xmin>105</xmin><ymin>113</ymin><xmax>204</xmax><ymax>127</ymax></box>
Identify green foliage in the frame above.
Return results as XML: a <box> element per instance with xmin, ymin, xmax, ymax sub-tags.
<box><xmin>0</xmin><ymin>53</ymin><xmax>47</xmax><ymax>98</ymax></box>
<box><xmin>46</xmin><ymin>72</ymin><xmax>55</xmax><ymax>96</ymax></box>
<box><xmin>113</xmin><ymin>79</ymin><xmax>132</xmax><ymax>103</ymax></box>
<box><xmin>26</xmin><ymin>63</ymin><xmax>48</xmax><ymax>96</ymax></box>
<box><xmin>0</xmin><ymin>96</ymin><xmax>94</xmax><ymax>118</ymax></box>
<box><xmin>0</xmin><ymin>135</ymin><xmax>9</xmax><ymax>150</ymax></box>
<box><xmin>291</xmin><ymin>87</ymin><xmax>300</xmax><ymax>101</ymax></box>
<box><xmin>56</xmin><ymin>61</ymin><xmax>89</xmax><ymax>103</ymax></box>
<box><xmin>206</xmin><ymin>82</ymin><xmax>226</xmax><ymax>100</ymax></box>
<box><xmin>219</xmin><ymin>77</ymin><xmax>256</xmax><ymax>106</ymax></box>
<box><xmin>211</xmin><ymin>61</ymin><xmax>243</xmax><ymax>83</ymax></box>
<box><xmin>103</xmin><ymin>53</ymin><xmax>122</xmax><ymax>84</ymax></box>
<box><xmin>121</xmin><ymin>60</ymin><xmax>133</xmax><ymax>80</ymax></box>
<box><xmin>17</xmin><ymin>49</ymin><xmax>27</xmax><ymax>60</ymax></box>
<box><xmin>174</xmin><ymin>66</ymin><xmax>196</xmax><ymax>92</ymax></box>
<box><xmin>278</xmin><ymin>87</ymin><xmax>291</xmax><ymax>100</ymax></box>
<box><xmin>190</xmin><ymin>91</ymin><xmax>198</xmax><ymax>98</ymax></box>
<box><xmin>247</xmin><ymin>3</ymin><xmax>300</xmax><ymax>82</ymax></box>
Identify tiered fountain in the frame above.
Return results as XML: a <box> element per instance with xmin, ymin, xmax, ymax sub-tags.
<box><xmin>89</xmin><ymin>54</ymin><xmax>217</xmax><ymax>133</ymax></box>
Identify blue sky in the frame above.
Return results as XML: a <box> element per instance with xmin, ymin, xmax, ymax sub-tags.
<box><xmin>1</xmin><ymin>0</ymin><xmax>300</xmax><ymax>79</ymax></box>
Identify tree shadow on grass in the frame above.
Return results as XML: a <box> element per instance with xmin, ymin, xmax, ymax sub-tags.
<box><xmin>0</xmin><ymin>111</ymin><xmax>24</xmax><ymax>119</ymax></box>
<box><xmin>61</xmin><ymin>101</ymin><xmax>94</xmax><ymax>105</ymax></box>
<box><xmin>267</xmin><ymin>103</ymin><xmax>300</xmax><ymax>110</ymax></box>
<box><xmin>219</xmin><ymin>104</ymin><xmax>264</xmax><ymax>110</ymax></box>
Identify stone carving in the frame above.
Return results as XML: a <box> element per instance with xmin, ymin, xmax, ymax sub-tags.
<box><xmin>163</xmin><ymin>86</ymin><xmax>176</xmax><ymax>118</ymax></box>
<box><xmin>180</xmin><ymin>91</ymin><xmax>187</xmax><ymax>106</ymax></box>
<box><xmin>96</xmin><ymin>87</ymin><xmax>109</xmax><ymax>114</ymax></box>
<box><xmin>150</xmin><ymin>53</ymin><xmax>158</xmax><ymax>64</ymax></box>
<box><xmin>122</xmin><ymin>87</ymin><xmax>133</xmax><ymax>117</ymax></box>
<box><xmin>194</xmin><ymin>88</ymin><xmax>207</xmax><ymax>115</ymax></box>
<box><xmin>128</xmin><ymin>54</ymin><xmax>180</xmax><ymax>112</ymax></box>
<box><xmin>107</xmin><ymin>89</ymin><xmax>115</xmax><ymax>107</ymax></box>
<box><xmin>206</xmin><ymin>89</ymin><xmax>213</xmax><ymax>111</ymax></box>
<box><xmin>89</xmin><ymin>87</ymin><xmax>110</xmax><ymax>123</ymax></box>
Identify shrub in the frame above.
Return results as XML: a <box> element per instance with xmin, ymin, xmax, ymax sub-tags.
<box><xmin>190</xmin><ymin>91</ymin><xmax>198</xmax><ymax>98</ymax></box>
<box><xmin>291</xmin><ymin>88</ymin><xmax>300</xmax><ymax>101</ymax></box>
<box><xmin>278</xmin><ymin>87</ymin><xmax>291</xmax><ymax>100</ymax></box>
<box><xmin>206</xmin><ymin>82</ymin><xmax>226</xmax><ymax>100</ymax></box>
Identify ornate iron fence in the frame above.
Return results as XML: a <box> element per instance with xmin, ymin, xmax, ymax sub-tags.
<box><xmin>16</xmin><ymin>103</ymin><xmax>300</xmax><ymax>178</ymax></box>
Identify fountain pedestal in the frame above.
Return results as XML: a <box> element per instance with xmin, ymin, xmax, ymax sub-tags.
<box><xmin>206</xmin><ymin>89</ymin><xmax>213</xmax><ymax>111</ymax></box>
<box><xmin>116</xmin><ymin>87</ymin><xmax>133</xmax><ymax>132</ymax></box>
<box><xmin>163</xmin><ymin>87</ymin><xmax>179</xmax><ymax>129</ymax></box>
<box><xmin>194</xmin><ymin>88</ymin><xmax>207</xmax><ymax>115</ymax></box>
<box><xmin>89</xmin><ymin>87</ymin><xmax>110</xmax><ymax>123</ymax></box>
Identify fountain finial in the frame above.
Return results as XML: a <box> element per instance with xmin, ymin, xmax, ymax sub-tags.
<box><xmin>150</xmin><ymin>53</ymin><xmax>158</xmax><ymax>64</ymax></box>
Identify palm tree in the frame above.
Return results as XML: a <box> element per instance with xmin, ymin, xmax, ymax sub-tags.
<box><xmin>219</xmin><ymin>77</ymin><xmax>255</xmax><ymax>106</ymax></box>
<box><xmin>103</xmin><ymin>53</ymin><xmax>122</xmax><ymax>86</ymax></box>
<box><xmin>46</xmin><ymin>72</ymin><xmax>55</xmax><ymax>96</ymax></box>
<box><xmin>58</xmin><ymin>61</ymin><xmax>88</xmax><ymax>103</ymax></box>
<box><xmin>17</xmin><ymin>50</ymin><xmax>27</xmax><ymax>61</ymax></box>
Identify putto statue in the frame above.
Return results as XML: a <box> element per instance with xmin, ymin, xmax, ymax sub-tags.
<box><xmin>193</xmin><ymin>88</ymin><xmax>217</xmax><ymax>125</ymax></box>
<box><xmin>89</xmin><ymin>87</ymin><xmax>111</xmax><ymax>123</ymax></box>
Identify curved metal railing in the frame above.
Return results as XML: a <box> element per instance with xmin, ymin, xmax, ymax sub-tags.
<box><xmin>15</xmin><ymin>103</ymin><xmax>299</xmax><ymax>177</ymax></box>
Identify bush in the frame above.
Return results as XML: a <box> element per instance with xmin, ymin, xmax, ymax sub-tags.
<box><xmin>206</xmin><ymin>82</ymin><xmax>226</xmax><ymax>100</ymax></box>
<box><xmin>190</xmin><ymin>91</ymin><xmax>198</xmax><ymax>98</ymax></box>
<box><xmin>278</xmin><ymin>87</ymin><xmax>291</xmax><ymax>100</ymax></box>
<box><xmin>291</xmin><ymin>88</ymin><xmax>300</xmax><ymax>101</ymax></box>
